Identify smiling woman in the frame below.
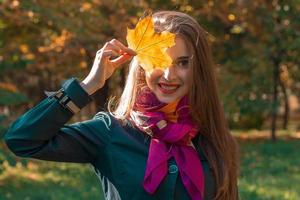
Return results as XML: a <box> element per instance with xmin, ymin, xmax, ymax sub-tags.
<box><xmin>4</xmin><ymin>10</ymin><xmax>239</xmax><ymax>200</ymax></box>
<box><xmin>110</xmin><ymin>11</ymin><xmax>239</xmax><ymax>200</ymax></box>
<box><xmin>145</xmin><ymin>36</ymin><xmax>192</xmax><ymax>103</ymax></box>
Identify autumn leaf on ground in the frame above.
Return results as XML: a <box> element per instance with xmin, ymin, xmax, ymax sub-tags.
<box><xmin>126</xmin><ymin>15</ymin><xmax>175</xmax><ymax>72</ymax></box>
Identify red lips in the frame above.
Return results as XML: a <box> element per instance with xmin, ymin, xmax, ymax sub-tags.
<box><xmin>158</xmin><ymin>83</ymin><xmax>180</xmax><ymax>94</ymax></box>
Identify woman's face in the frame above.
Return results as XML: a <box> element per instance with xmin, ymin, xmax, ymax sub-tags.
<box><xmin>145</xmin><ymin>36</ymin><xmax>193</xmax><ymax>103</ymax></box>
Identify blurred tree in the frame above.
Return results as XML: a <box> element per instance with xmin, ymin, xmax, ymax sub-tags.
<box><xmin>0</xmin><ymin>0</ymin><xmax>134</xmax><ymax>115</ymax></box>
<box><xmin>189</xmin><ymin>0</ymin><xmax>299</xmax><ymax>138</ymax></box>
<box><xmin>188</xmin><ymin>1</ymin><xmax>273</xmax><ymax>130</ymax></box>
<box><xmin>233</xmin><ymin>0</ymin><xmax>300</xmax><ymax>140</ymax></box>
<box><xmin>0</xmin><ymin>0</ymin><xmax>299</xmax><ymax>135</ymax></box>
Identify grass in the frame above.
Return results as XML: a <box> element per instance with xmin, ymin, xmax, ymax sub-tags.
<box><xmin>0</xmin><ymin>161</ymin><xmax>103</xmax><ymax>200</ymax></box>
<box><xmin>237</xmin><ymin>139</ymin><xmax>300</xmax><ymax>200</ymax></box>
<box><xmin>0</xmin><ymin>141</ymin><xmax>103</xmax><ymax>200</ymax></box>
<box><xmin>0</xmin><ymin>130</ymin><xmax>300</xmax><ymax>200</ymax></box>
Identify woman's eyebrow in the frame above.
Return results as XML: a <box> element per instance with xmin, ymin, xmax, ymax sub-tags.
<box><xmin>175</xmin><ymin>56</ymin><xmax>190</xmax><ymax>60</ymax></box>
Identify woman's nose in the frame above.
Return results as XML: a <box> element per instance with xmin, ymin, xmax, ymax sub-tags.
<box><xmin>162</xmin><ymin>66</ymin><xmax>177</xmax><ymax>81</ymax></box>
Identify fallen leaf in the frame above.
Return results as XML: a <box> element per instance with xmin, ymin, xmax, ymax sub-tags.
<box><xmin>126</xmin><ymin>15</ymin><xmax>175</xmax><ymax>71</ymax></box>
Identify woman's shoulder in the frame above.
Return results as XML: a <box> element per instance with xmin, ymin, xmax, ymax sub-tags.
<box><xmin>77</xmin><ymin>111</ymin><xmax>121</xmax><ymax>136</ymax></box>
<box><xmin>92</xmin><ymin>111</ymin><xmax>115</xmax><ymax>128</ymax></box>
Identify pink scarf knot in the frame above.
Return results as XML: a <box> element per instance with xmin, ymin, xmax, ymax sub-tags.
<box><xmin>130</xmin><ymin>87</ymin><xmax>205</xmax><ymax>200</ymax></box>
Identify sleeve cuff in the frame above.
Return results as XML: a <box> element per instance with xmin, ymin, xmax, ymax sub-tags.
<box><xmin>44</xmin><ymin>77</ymin><xmax>93</xmax><ymax>114</ymax></box>
<box><xmin>61</xmin><ymin>77</ymin><xmax>92</xmax><ymax>109</ymax></box>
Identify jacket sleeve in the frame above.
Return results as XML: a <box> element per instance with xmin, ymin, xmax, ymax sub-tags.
<box><xmin>3</xmin><ymin>77</ymin><xmax>109</xmax><ymax>164</ymax></box>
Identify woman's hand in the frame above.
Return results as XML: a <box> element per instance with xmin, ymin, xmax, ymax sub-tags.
<box><xmin>81</xmin><ymin>39</ymin><xmax>136</xmax><ymax>95</ymax></box>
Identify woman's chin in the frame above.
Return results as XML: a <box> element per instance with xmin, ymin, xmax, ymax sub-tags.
<box><xmin>155</xmin><ymin>92</ymin><xmax>182</xmax><ymax>104</ymax></box>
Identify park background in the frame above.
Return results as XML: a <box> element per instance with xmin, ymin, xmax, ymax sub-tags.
<box><xmin>0</xmin><ymin>0</ymin><xmax>299</xmax><ymax>199</ymax></box>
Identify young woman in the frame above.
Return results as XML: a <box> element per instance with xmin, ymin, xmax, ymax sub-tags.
<box><xmin>4</xmin><ymin>11</ymin><xmax>239</xmax><ymax>200</ymax></box>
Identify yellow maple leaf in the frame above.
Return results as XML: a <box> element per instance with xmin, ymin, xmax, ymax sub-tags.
<box><xmin>126</xmin><ymin>15</ymin><xmax>176</xmax><ymax>71</ymax></box>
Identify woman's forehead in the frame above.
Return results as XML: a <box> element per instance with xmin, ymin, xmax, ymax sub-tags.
<box><xmin>166</xmin><ymin>36</ymin><xmax>190</xmax><ymax>59</ymax></box>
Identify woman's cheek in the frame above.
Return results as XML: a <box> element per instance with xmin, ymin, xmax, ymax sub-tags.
<box><xmin>145</xmin><ymin>70</ymin><xmax>162</xmax><ymax>88</ymax></box>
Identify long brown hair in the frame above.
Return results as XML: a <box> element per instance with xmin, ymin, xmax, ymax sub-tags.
<box><xmin>109</xmin><ymin>11</ymin><xmax>239</xmax><ymax>200</ymax></box>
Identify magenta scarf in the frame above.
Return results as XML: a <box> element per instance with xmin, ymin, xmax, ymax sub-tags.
<box><xmin>130</xmin><ymin>87</ymin><xmax>205</xmax><ymax>200</ymax></box>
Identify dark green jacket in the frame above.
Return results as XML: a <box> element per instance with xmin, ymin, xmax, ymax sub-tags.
<box><xmin>4</xmin><ymin>77</ymin><xmax>216</xmax><ymax>200</ymax></box>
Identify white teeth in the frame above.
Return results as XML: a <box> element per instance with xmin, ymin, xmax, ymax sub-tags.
<box><xmin>160</xmin><ymin>84</ymin><xmax>178</xmax><ymax>90</ymax></box>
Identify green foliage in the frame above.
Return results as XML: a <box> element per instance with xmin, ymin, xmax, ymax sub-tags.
<box><xmin>0</xmin><ymin>0</ymin><xmax>299</xmax><ymax>130</ymax></box>
<box><xmin>0</xmin><ymin>89</ymin><xmax>28</xmax><ymax>106</ymax></box>
<box><xmin>0</xmin><ymin>59</ymin><xmax>29</xmax><ymax>73</ymax></box>
<box><xmin>208</xmin><ymin>0</ymin><xmax>300</xmax><ymax>129</ymax></box>
<box><xmin>0</xmin><ymin>115</ymin><xmax>8</xmax><ymax>138</ymax></box>
<box><xmin>239</xmin><ymin>139</ymin><xmax>300</xmax><ymax>199</ymax></box>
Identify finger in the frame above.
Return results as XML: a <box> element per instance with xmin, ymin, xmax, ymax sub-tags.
<box><xmin>101</xmin><ymin>50</ymin><xmax>118</xmax><ymax>60</ymax></box>
<box><xmin>110</xmin><ymin>39</ymin><xmax>137</xmax><ymax>56</ymax></box>
<box><xmin>101</xmin><ymin>50</ymin><xmax>131</xmax><ymax>64</ymax></box>
<box><xmin>97</xmin><ymin>42</ymin><xmax>120</xmax><ymax>55</ymax></box>
<box><xmin>105</xmin><ymin>42</ymin><xmax>122</xmax><ymax>54</ymax></box>
<box><xmin>110</xmin><ymin>53</ymin><xmax>133</xmax><ymax>66</ymax></box>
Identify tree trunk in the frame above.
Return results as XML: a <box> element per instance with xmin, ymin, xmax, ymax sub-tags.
<box><xmin>279</xmin><ymin>79</ymin><xmax>289</xmax><ymax>130</ymax></box>
<box><xmin>271</xmin><ymin>61</ymin><xmax>279</xmax><ymax>142</ymax></box>
<box><xmin>270</xmin><ymin>0</ymin><xmax>285</xmax><ymax>141</ymax></box>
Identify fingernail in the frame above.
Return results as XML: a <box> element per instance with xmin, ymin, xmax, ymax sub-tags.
<box><xmin>128</xmin><ymin>48</ymin><xmax>137</xmax><ymax>55</ymax></box>
<box><xmin>122</xmin><ymin>53</ymin><xmax>132</xmax><ymax>58</ymax></box>
<box><xmin>124</xmin><ymin>52</ymin><xmax>134</xmax><ymax>57</ymax></box>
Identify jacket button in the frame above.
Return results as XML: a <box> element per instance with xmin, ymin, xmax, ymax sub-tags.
<box><xmin>168</xmin><ymin>164</ymin><xmax>178</xmax><ymax>174</ymax></box>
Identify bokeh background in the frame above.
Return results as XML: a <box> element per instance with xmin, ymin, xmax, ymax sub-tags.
<box><xmin>0</xmin><ymin>0</ymin><xmax>299</xmax><ymax>199</ymax></box>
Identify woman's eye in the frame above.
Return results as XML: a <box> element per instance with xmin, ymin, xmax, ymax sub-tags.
<box><xmin>176</xmin><ymin>59</ymin><xmax>189</xmax><ymax>68</ymax></box>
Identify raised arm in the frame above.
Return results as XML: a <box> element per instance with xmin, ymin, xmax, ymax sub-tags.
<box><xmin>4</xmin><ymin>78</ymin><xmax>110</xmax><ymax>163</ymax></box>
<box><xmin>4</xmin><ymin>39</ymin><xmax>135</xmax><ymax>163</ymax></box>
